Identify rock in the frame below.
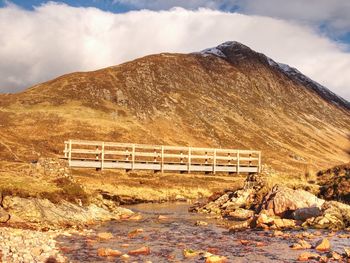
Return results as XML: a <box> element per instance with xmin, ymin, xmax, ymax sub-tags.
<box><xmin>293</xmin><ymin>207</ymin><xmax>322</xmax><ymax>221</ymax></box>
<box><xmin>205</xmin><ymin>255</ymin><xmax>228</xmax><ymax>263</ymax></box>
<box><xmin>273</xmin><ymin>218</ymin><xmax>296</xmax><ymax>229</ymax></box>
<box><xmin>97</xmin><ymin>232</ymin><xmax>113</xmax><ymax>240</ymax></box>
<box><xmin>195</xmin><ymin>221</ymin><xmax>208</xmax><ymax>226</ymax></box>
<box><xmin>196</xmin><ymin>175</ymin><xmax>264</xmax><ymax>215</ymax></box>
<box><xmin>260</xmin><ymin>186</ymin><xmax>325</xmax><ymax>218</ymax></box>
<box><xmin>329</xmin><ymin>251</ymin><xmax>342</xmax><ymax>260</ymax></box>
<box><xmin>227</xmin><ymin>208</ymin><xmax>254</xmax><ymax>221</ymax></box>
<box><xmin>2</xmin><ymin>196</ymin><xmax>132</xmax><ymax>227</ymax></box>
<box><xmin>255</xmin><ymin>242</ymin><xmax>266</xmax><ymax>247</ymax></box>
<box><xmin>97</xmin><ymin>248</ymin><xmax>122</xmax><ymax>257</ymax></box>
<box><xmin>158</xmin><ymin>215</ymin><xmax>168</xmax><ymax>220</ymax></box>
<box><xmin>305</xmin><ymin>201</ymin><xmax>350</xmax><ymax>230</ymax></box>
<box><xmin>183</xmin><ymin>249</ymin><xmax>199</xmax><ymax>258</ymax></box>
<box><xmin>297</xmin><ymin>252</ymin><xmax>320</xmax><ymax>261</ymax></box>
<box><xmin>128</xmin><ymin>214</ymin><xmax>142</xmax><ymax>221</ymax></box>
<box><xmin>128</xmin><ymin>246</ymin><xmax>151</xmax><ymax>256</ymax></box>
<box><xmin>315</xmin><ymin>238</ymin><xmax>331</xmax><ymax>251</ymax></box>
<box><xmin>127</xmin><ymin>228</ymin><xmax>143</xmax><ymax>238</ymax></box>
<box><xmin>291</xmin><ymin>240</ymin><xmax>312</xmax><ymax>250</ymax></box>
<box><xmin>344</xmin><ymin>247</ymin><xmax>350</xmax><ymax>257</ymax></box>
<box><xmin>239</xmin><ymin>240</ymin><xmax>250</xmax><ymax>245</ymax></box>
<box><xmin>120</xmin><ymin>254</ymin><xmax>130</xmax><ymax>260</ymax></box>
<box><xmin>256</xmin><ymin>210</ymin><xmax>274</xmax><ymax>226</ymax></box>
<box><xmin>0</xmin><ymin>207</ymin><xmax>10</xmax><ymax>223</ymax></box>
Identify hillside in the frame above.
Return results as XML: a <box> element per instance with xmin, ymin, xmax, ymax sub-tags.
<box><xmin>0</xmin><ymin>41</ymin><xmax>349</xmax><ymax>175</ymax></box>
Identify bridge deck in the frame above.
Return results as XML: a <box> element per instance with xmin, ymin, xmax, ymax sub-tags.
<box><xmin>63</xmin><ymin>140</ymin><xmax>261</xmax><ymax>174</ymax></box>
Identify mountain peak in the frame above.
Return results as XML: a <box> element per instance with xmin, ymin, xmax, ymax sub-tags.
<box><xmin>197</xmin><ymin>41</ymin><xmax>350</xmax><ymax>110</ymax></box>
<box><xmin>199</xmin><ymin>41</ymin><xmax>252</xmax><ymax>59</ymax></box>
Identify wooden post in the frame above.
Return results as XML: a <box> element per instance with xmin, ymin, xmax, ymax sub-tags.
<box><xmin>258</xmin><ymin>151</ymin><xmax>261</xmax><ymax>173</ymax></box>
<box><xmin>68</xmin><ymin>140</ymin><xmax>72</xmax><ymax>166</ymax></box>
<box><xmin>188</xmin><ymin>147</ymin><xmax>191</xmax><ymax>173</ymax></box>
<box><xmin>237</xmin><ymin>150</ymin><xmax>240</xmax><ymax>174</ymax></box>
<box><xmin>64</xmin><ymin>142</ymin><xmax>68</xmax><ymax>158</ymax></box>
<box><xmin>132</xmin><ymin>144</ymin><xmax>135</xmax><ymax>170</ymax></box>
<box><xmin>161</xmin><ymin>146</ymin><xmax>164</xmax><ymax>173</ymax></box>
<box><xmin>95</xmin><ymin>146</ymin><xmax>99</xmax><ymax>160</ymax></box>
<box><xmin>125</xmin><ymin>148</ymin><xmax>129</xmax><ymax>161</ymax></box>
<box><xmin>213</xmin><ymin>149</ymin><xmax>216</xmax><ymax>174</ymax></box>
<box><xmin>101</xmin><ymin>142</ymin><xmax>105</xmax><ymax>170</ymax></box>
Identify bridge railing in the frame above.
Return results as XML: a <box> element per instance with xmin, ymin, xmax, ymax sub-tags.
<box><xmin>63</xmin><ymin>139</ymin><xmax>261</xmax><ymax>174</ymax></box>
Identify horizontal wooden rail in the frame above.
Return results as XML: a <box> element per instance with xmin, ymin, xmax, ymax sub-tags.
<box><xmin>63</xmin><ymin>140</ymin><xmax>261</xmax><ymax>174</ymax></box>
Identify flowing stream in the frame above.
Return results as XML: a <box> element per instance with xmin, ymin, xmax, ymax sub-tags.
<box><xmin>57</xmin><ymin>202</ymin><xmax>349</xmax><ymax>262</ymax></box>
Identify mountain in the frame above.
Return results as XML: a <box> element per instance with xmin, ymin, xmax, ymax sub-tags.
<box><xmin>1</xmin><ymin>41</ymin><xmax>349</xmax><ymax>175</ymax></box>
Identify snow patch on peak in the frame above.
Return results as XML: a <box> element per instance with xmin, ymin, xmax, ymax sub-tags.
<box><xmin>266</xmin><ymin>57</ymin><xmax>278</xmax><ymax>67</ymax></box>
<box><xmin>199</xmin><ymin>47</ymin><xmax>226</xmax><ymax>58</ymax></box>
<box><xmin>197</xmin><ymin>41</ymin><xmax>248</xmax><ymax>58</ymax></box>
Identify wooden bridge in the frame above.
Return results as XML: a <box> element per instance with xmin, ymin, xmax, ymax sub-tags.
<box><xmin>63</xmin><ymin>140</ymin><xmax>261</xmax><ymax>174</ymax></box>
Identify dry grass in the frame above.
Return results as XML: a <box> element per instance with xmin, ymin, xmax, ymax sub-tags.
<box><xmin>72</xmin><ymin>168</ymin><xmax>245</xmax><ymax>201</ymax></box>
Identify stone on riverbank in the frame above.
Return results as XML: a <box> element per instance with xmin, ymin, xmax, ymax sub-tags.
<box><xmin>0</xmin><ymin>207</ymin><xmax>10</xmax><ymax>223</ymax></box>
<box><xmin>260</xmin><ymin>186</ymin><xmax>324</xmax><ymax>218</ymax></box>
<box><xmin>315</xmin><ymin>238</ymin><xmax>331</xmax><ymax>251</ymax></box>
<box><xmin>97</xmin><ymin>248</ymin><xmax>122</xmax><ymax>257</ymax></box>
<box><xmin>304</xmin><ymin>201</ymin><xmax>350</xmax><ymax>229</ymax></box>
<box><xmin>205</xmin><ymin>255</ymin><xmax>228</xmax><ymax>263</ymax></box>
<box><xmin>1</xmin><ymin>196</ymin><xmax>133</xmax><ymax>228</ymax></box>
<box><xmin>97</xmin><ymin>232</ymin><xmax>113</xmax><ymax>240</ymax></box>
<box><xmin>128</xmin><ymin>246</ymin><xmax>151</xmax><ymax>256</ymax></box>
<box><xmin>291</xmin><ymin>239</ymin><xmax>312</xmax><ymax>250</ymax></box>
<box><xmin>297</xmin><ymin>252</ymin><xmax>320</xmax><ymax>261</ymax></box>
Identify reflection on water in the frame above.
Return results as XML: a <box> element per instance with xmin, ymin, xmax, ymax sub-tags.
<box><xmin>56</xmin><ymin>203</ymin><xmax>349</xmax><ymax>262</ymax></box>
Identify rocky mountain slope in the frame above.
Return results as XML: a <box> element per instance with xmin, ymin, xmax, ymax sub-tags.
<box><xmin>0</xmin><ymin>41</ymin><xmax>349</xmax><ymax>175</ymax></box>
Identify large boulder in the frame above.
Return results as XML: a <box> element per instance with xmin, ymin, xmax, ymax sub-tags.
<box><xmin>304</xmin><ymin>201</ymin><xmax>350</xmax><ymax>229</ymax></box>
<box><xmin>2</xmin><ymin>196</ymin><xmax>133</xmax><ymax>227</ymax></box>
<box><xmin>260</xmin><ymin>186</ymin><xmax>325</xmax><ymax>219</ymax></box>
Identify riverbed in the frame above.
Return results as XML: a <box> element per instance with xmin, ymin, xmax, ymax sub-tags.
<box><xmin>56</xmin><ymin>202</ymin><xmax>350</xmax><ymax>262</ymax></box>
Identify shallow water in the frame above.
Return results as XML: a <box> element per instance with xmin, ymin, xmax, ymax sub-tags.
<box><xmin>57</xmin><ymin>203</ymin><xmax>350</xmax><ymax>262</ymax></box>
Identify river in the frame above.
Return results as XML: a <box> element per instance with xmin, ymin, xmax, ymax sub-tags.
<box><xmin>56</xmin><ymin>202</ymin><xmax>349</xmax><ymax>262</ymax></box>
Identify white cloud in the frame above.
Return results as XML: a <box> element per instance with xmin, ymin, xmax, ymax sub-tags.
<box><xmin>113</xmin><ymin>0</ymin><xmax>218</xmax><ymax>10</ymax></box>
<box><xmin>0</xmin><ymin>2</ymin><xmax>349</xmax><ymax>100</ymax></box>
<box><xmin>114</xmin><ymin>0</ymin><xmax>350</xmax><ymax>36</ymax></box>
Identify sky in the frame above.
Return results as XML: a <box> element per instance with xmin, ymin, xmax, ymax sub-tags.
<box><xmin>0</xmin><ymin>0</ymin><xmax>349</xmax><ymax>100</ymax></box>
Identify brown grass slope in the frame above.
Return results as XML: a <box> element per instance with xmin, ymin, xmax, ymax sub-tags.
<box><xmin>0</xmin><ymin>42</ymin><xmax>349</xmax><ymax>175</ymax></box>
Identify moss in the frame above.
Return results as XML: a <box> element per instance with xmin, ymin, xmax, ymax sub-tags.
<box><xmin>52</xmin><ymin>177</ymin><xmax>90</xmax><ymax>205</ymax></box>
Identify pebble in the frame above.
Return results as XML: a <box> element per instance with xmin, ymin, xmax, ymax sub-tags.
<box><xmin>297</xmin><ymin>252</ymin><xmax>320</xmax><ymax>261</ymax></box>
<box><xmin>0</xmin><ymin>227</ymin><xmax>67</xmax><ymax>263</ymax></box>
<box><xmin>97</xmin><ymin>232</ymin><xmax>114</xmax><ymax>240</ymax></box>
<box><xmin>315</xmin><ymin>238</ymin><xmax>331</xmax><ymax>251</ymax></box>
<box><xmin>128</xmin><ymin>246</ymin><xmax>151</xmax><ymax>256</ymax></box>
<box><xmin>97</xmin><ymin>247</ymin><xmax>122</xmax><ymax>257</ymax></box>
<box><xmin>206</xmin><ymin>255</ymin><xmax>228</xmax><ymax>263</ymax></box>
